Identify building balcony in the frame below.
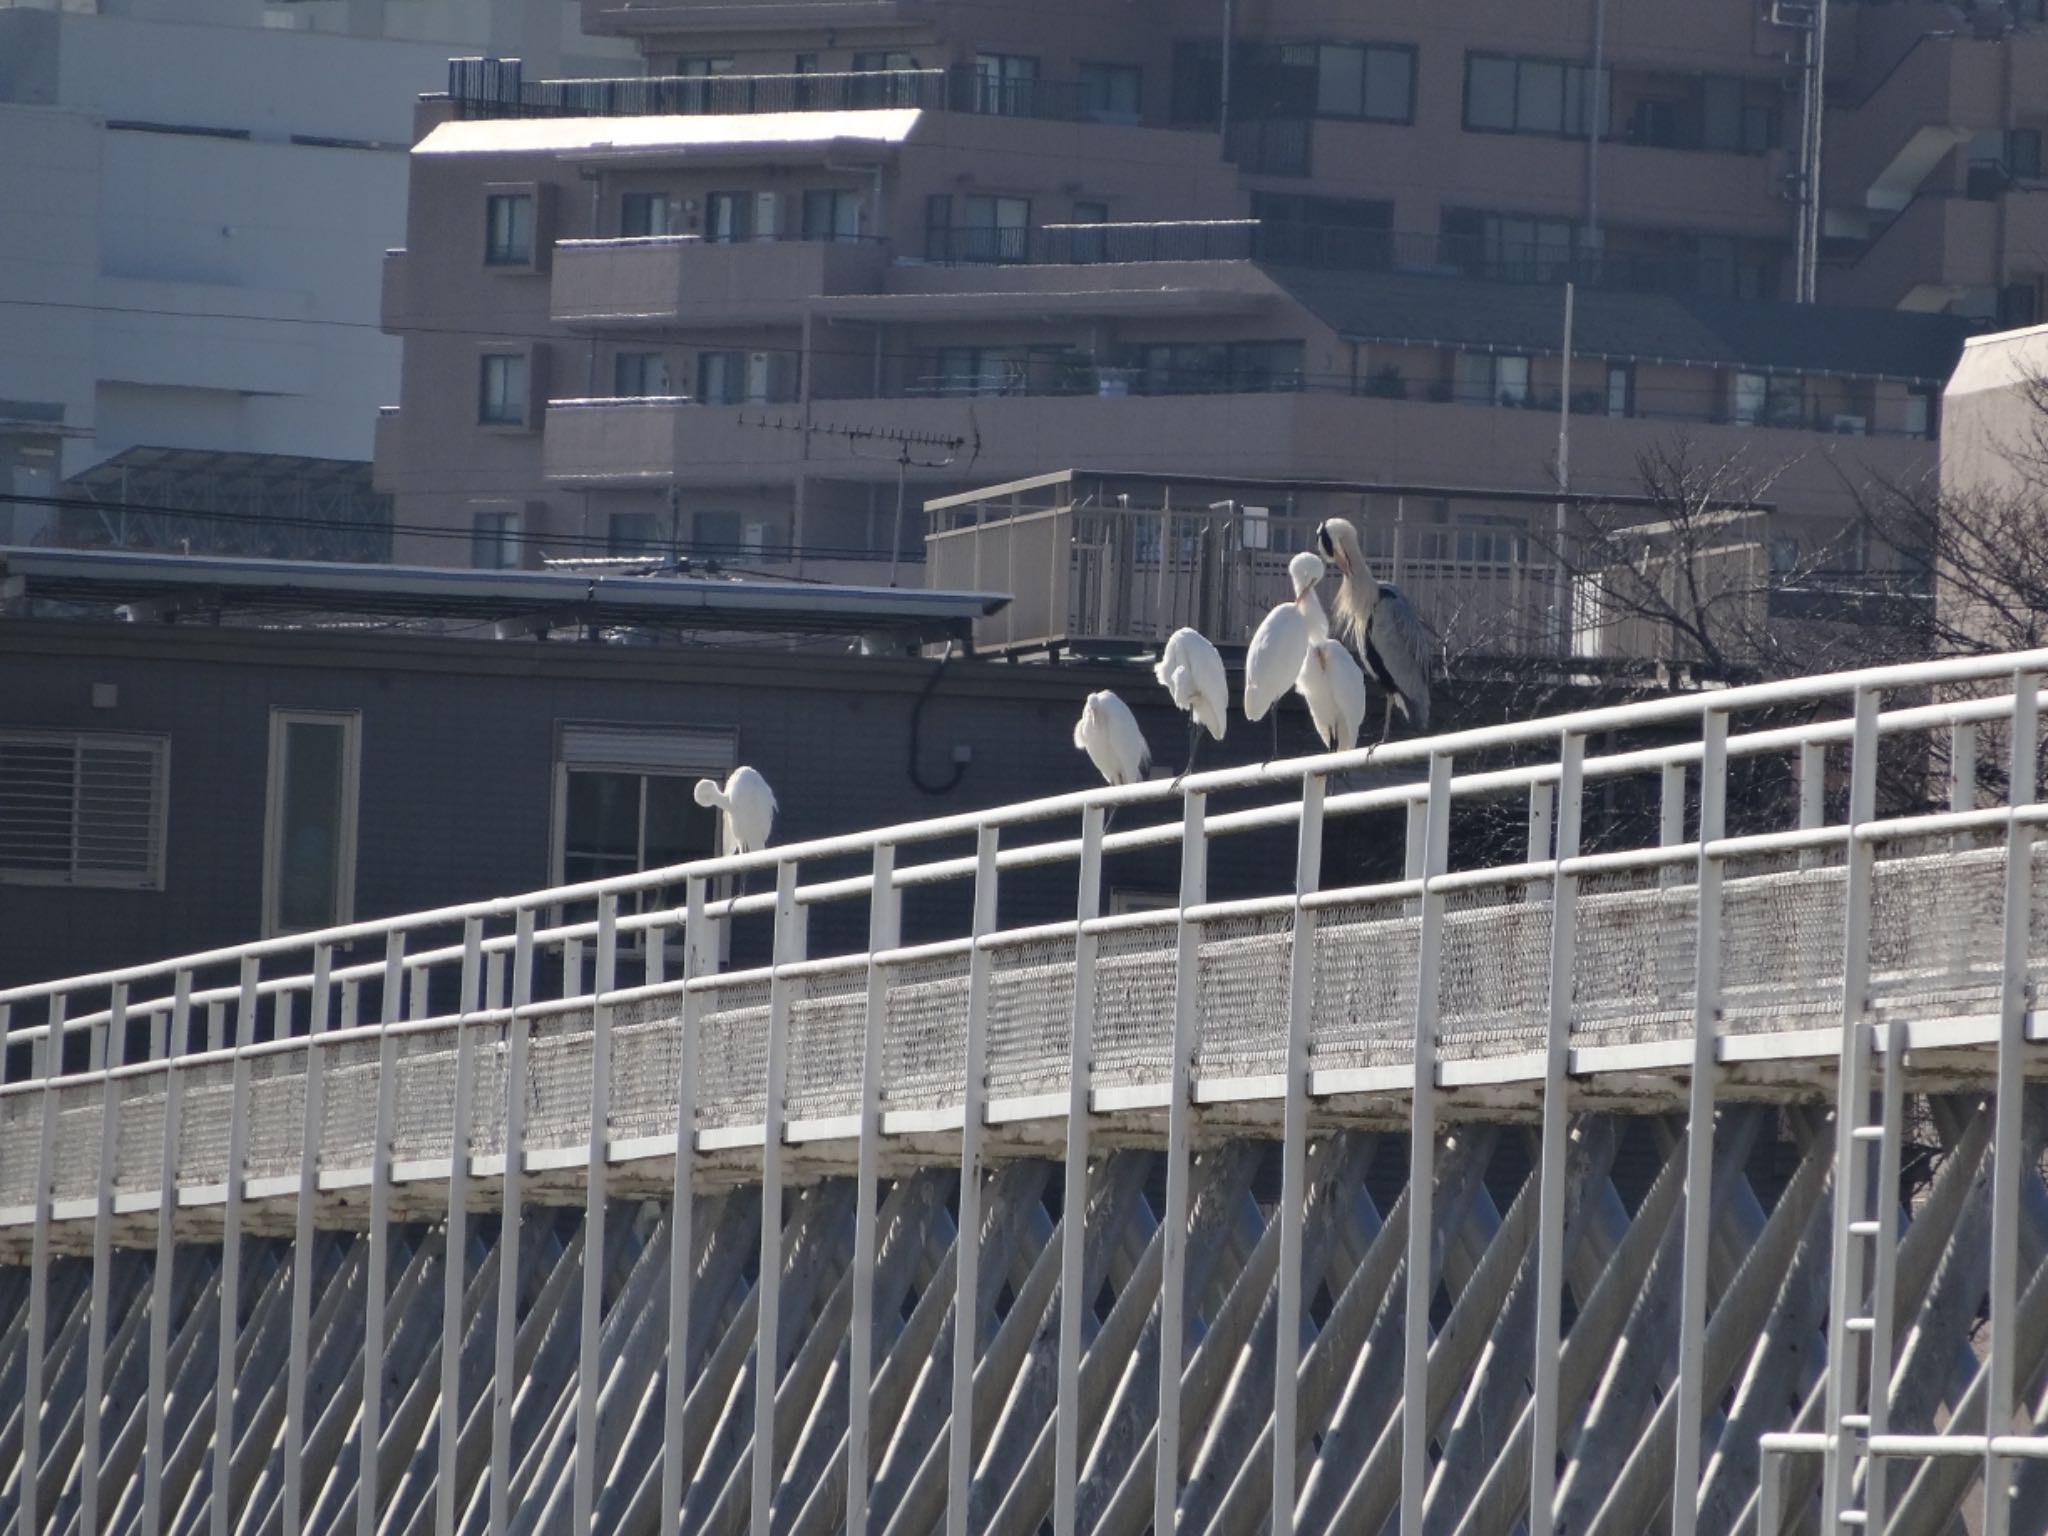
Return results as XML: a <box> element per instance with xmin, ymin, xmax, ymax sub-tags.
<box><xmin>550</xmin><ymin>235</ymin><xmax>888</xmax><ymax>328</ymax></box>
<box><xmin>1820</xmin><ymin>194</ymin><xmax>1998</xmax><ymax>310</ymax></box>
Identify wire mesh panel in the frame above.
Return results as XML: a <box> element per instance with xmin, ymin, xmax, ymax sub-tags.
<box><xmin>1873</xmin><ymin>841</ymin><xmax>2006</xmax><ymax>1018</ymax></box>
<box><xmin>528</xmin><ymin>1008</ymin><xmax>596</xmax><ymax>1150</ymax></box>
<box><xmin>1196</xmin><ymin>912</ymin><xmax>1293</xmax><ymax>1080</ymax></box>
<box><xmin>469</xmin><ymin>1032</ymin><xmax>510</xmax><ymax>1160</ymax></box>
<box><xmin>611</xmin><ymin>992</ymin><xmax>685</xmax><ymax>1143</ymax></box>
<box><xmin>883</xmin><ymin>955</ymin><xmax>972</xmax><ymax>1111</ymax></box>
<box><xmin>318</xmin><ymin>1038</ymin><xmax>383</xmax><ymax>1172</ymax></box>
<box><xmin>697</xmin><ymin>980</ymin><xmax>771</xmax><ymax>1129</ymax></box>
<box><xmin>112</xmin><ymin>1077</ymin><xmax>168</xmax><ymax>1196</ymax></box>
<box><xmin>786</xmin><ymin>971</ymin><xmax>869</xmax><ymax>1123</ymax></box>
<box><xmin>175</xmin><ymin>1060</ymin><xmax>237</xmax><ymax>1186</ymax></box>
<box><xmin>1092</xmin><ymin>927</ymin><xmax>1177</xmax><ymax>1090</ymax></box>
<box><xmin>391</xmin><ymin>1026</ymin><xmax>460</xmax><ymax>1165</ymax></box>
<box><xmin>1719</xmin><ymin>858</ymin><xmax>1845</xmax><ymax>1034</ymax></box>
<box><xmin>986</xmin><ymin>939</ymin><xmax>1078</xmax><ymax>1101</ymax></box>
<box><xmin>0</xmin><ymin>1094</ymin><xmax>36</xmax><ymax>1208</ymax></box>
<box><xmin>50</xmin><ymin>1080</ymin><xmax>103</xmax><ymax>1204</ymax></box>
<box><xmin>1310</xmin><ymin>895</ymin><xmax>1420</xmax><ymax>1072</ymax></box>
<box><xmin>243</xmin><ymin>1051</ymin><xmax>309</xmax><ymax>1181</ymax></box>
<box><xmin>1438</xmin><ymin>886</ymin><xmax>1553</xmax><ymax>1060</ymax></box>
<box><xmin>1571</xmin><ymin>875</ymin><xmax>1697</xmax><ymax>1048</ymax></box>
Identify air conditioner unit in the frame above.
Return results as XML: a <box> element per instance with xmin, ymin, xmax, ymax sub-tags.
<box><xmin>744</xmin><ymin>521</ymin><xmax>771</xmax><ymax>553</ymax></box>
<box><xmin>1830</xmin><ymin>414</ymin><xmax>1868</xmax><ymax>435</ymax></box>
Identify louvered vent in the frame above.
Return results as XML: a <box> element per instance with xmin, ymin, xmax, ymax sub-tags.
<box><xmin>0</xmin><ymin>732</ymin><xmax>167</xmax><ymax>888</ymax></box>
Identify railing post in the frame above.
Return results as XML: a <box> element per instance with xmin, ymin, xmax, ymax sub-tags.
<box><xmin>144</xmin><ymin>1052</ymin><xmax>182</xmax><ymax>1534</ymax></box>
<box><xmin>490</xmin><ymin>908</ymin><xmax>536</xmax><ymax>1536</ymax></box>
<box><xmin>848</xmin><ymin>848</ymin><xmax>899</xmax><ymax>1536</ymax></box>
<box><xmin>1156</xmin><ymin>791</ymin><xmax>1207</xmax><ymax>1536</ymax></box>
<box><xmin>665</xmin><ymin>878</ymin><xmax>710</xmax><ymax>1536</ymax></box>
<box><xmin>1660</xmin><ymin>761</ymin><xmax>1687</xmax><ymax>888</ymax></box>
<box><xmin>1822</xmin><ymin>688</ymin><xmax>1881</xmax><ymax>1531</ymax></box>
<box><xmin>439</xmin><ymin>916</ymin><xmax>484</xmax><ymax>1536</ymax></box>
<box><xmin>285</xmin><ymin>947</ymin><xmax>330</xmax><ymax>1534</ymax></box>
<box><xmin>1055</xmin><ymin>807</ymin><xmax>1104</xmax><ymax>1536</ymax></box>
<box><xmin>574</xmin><ymin>893</ymin><xmax>619</xmax><ymax>1535</ymax></box>
<box><xmin>754</xmin><ymin>863</ymin><xmax>801</xmax><ymax>1536</ymax></box>
<box><xmin>361</xmin><ymin>931</ymin><xmax>405</xmax><ymax>1536</ymax></box>
<box><xmin>18</xmin><ymin>993</ymin><xmax>59</xmax><ymax>1536</ymax></box>
<box><xmin>948</xmin><ymin>828</ymin><xmax>1002</xmax><ymax>1536</ymax></box>
<box><xmin>83</xmin><ymin>980</ymin><xmax>127</xmax><ymax>1533</ymax></box>
<box><xmin>1399</xmin><ymin>752</ymin><xmax>1452</xmax><ymax>1536</ymax></box>
<box><xmin>1530</xmin><ymin>731</ymin><xmax>1584</xmax><ymax>1536</ymax></box>
<box><xmin>1799</xmin><ymin>738</ymin><xmax>1827</xmax><ymax>869</ymax></box>
<box><xmin>1273</xmin><ymin>772</ymin><xmax>1326</xmax><ymax>1533</ymax></box>
<box><xmin>1986</xmin><ymin>671</ymin><xmax>2040</xmax><ymax>1536</ymax></box>
<box><xmin>1672</xmin><ymin>708</ymin><xmax>1729</xmax><ymax>1536</ymax></box>
<box><xmin>214</xmin><ymin>1029</ymin><xmax>252</xmax><ymax>1536</ymax></box>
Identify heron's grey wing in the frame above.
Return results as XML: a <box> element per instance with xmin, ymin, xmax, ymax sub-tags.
<box><xmin>1368</xmin><ymin>583</ymin><xmax>1433</xmax><ymax>728</ymax></box>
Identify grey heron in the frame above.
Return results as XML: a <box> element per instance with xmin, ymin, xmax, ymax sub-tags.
<box><xmin>1314</xmin><ymin>517</ymin><xmax>1432</xmax><ymax>740</ymax></box>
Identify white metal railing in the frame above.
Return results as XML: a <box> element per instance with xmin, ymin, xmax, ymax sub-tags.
<box><xmin>8</xmin><ymin>647</ymin><xmax>2048</xmax><ymax>1536</ymax></box>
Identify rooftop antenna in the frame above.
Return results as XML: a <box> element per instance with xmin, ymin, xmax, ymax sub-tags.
<box><xmin>738</xmin><ymin>412</ymin><xmax>977</xmax><ymax>587</ymax></box>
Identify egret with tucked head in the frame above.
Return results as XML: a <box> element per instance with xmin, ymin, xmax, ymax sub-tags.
<box><xmin>1154</xmin><ymin>626</ymin><xmax>1228</xmax><ymax>785</ymax></box>
<box><xmin>1243</xmin><ymin>550</ymin><xmax>1326</xmax><ymax>763</ymax></box>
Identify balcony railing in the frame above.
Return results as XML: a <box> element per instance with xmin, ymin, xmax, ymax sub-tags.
<box><xmin>445</xmin><ymin>58</ymin><xmax>1123</xmax><ymax>124</ymax></box>
<box><xmin>923</xmin><ymin>219</ymin><xmax>1258</xmax><ymax>266</ymax></box>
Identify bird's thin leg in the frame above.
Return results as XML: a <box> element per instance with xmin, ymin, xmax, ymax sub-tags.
<box><xmin>1102</xmin><ymin>805</ymin><xmax>1118</xmax><ymax>836</ymax></box>
<box><xmin>1378</xmin><ymin>697</ymin><xmax>1396</xmax><ymax>745</ymax></box>
<box><xmin>1173</xmin><ymin>719</ymin><xmax>1199</xmax><ymax>790</ymax></box>
<box><xmin>1268</xmin><ymin>711</ymin><xmax>1281</xmax><ymax>766</ymax></box>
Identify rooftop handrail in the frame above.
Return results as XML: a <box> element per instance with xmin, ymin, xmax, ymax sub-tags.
<box><xmin>4</xmin><ymin>649</ymin><xmax>2046</xmax><ymax>1045</ymax></box>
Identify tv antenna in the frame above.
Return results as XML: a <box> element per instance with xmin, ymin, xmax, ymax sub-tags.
<box><xmin>738</xmin><ymin>411</ymin><xmax>980</xmax><ymax>586</ymax></box>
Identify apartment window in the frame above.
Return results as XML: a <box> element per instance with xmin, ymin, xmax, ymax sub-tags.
<box><xmin>931</xmin><ymin>346</ymin><xmax>1030</xmax><ymax>396</ymax></box>
<box><xmin>1251</xmin><ymin>192</ymin><xmax>1393</xmax><ymax>268</ymax></box>
<box><xmin>0</xmin><ymin>730</ymin><xmax>168</xmax><ymax>889</ymax></box>
<box><xmin>852</xmin><ymin>50</ymin><xmax>919</xmax><ymax>106</ymax></box>
<box><xmin>1464</xmin><ymin>53</ymin><xmax>1609</xmax><ymax>137</ymax></box>
<box><xmin>2012</xmin><ymin>129</ymin><xmax>2044</xmax><ymax>180</ymax></box>
<box><xmin>1606</xmin><ymin>363</ymin><xmax>1636</xmax><ymax>418</ymax></box>
<box><xmin>705</xmin><ymin>191</ymin><xmax>755</xmax><ymax>243</ymax></box>
<box><xmin>801</xmin><ymin>189</ymin><xmax>863</xmax><ymax>241</ymax></box>
<box><xmin>1136</xmin><ymin>340</ymin><xmax>1305</xmax><ymax>394</ymax></box>
<box><xmin>479</xmin><ymin>353</ymin><xmax>528</xmax><ymax>425</ymax></box>
<box><xmin>1733</xmin><ymin>370</ymin><xmax>1804</xmax><ymax>427</ymax></box>
<box><xmin>1078</xmin><ymin>62</ymin><xmax>1142</xmax><ymax>123</ymax></box>
<box><xmin>609</xmin><ymin>510</ymin><xmax>667</xmax><ymax>556</ymax></box>
<box><xmin>956</xmin><ymin>194</ymin><xmax>1029</xmax><ymax>263</ymax></box>
<box><xmin>1441</xmin><ymin>208</ymin><xmax>1578</xmax><ymax>281</ymax></box>
<box><xmin>471</xmin><ymin>508</ymin><xmax>522</xmax><ymax>569</ymax></box>
<box><xmin>615</xmin><ymin>351</ymin><xmax>670</xmax><ymax>397</ymax></box>
<box><xmin>1313</xmin><ymin>43</ymin><xmax>1415</xmax><ymax>123</ymax></box>
<box><xmin>696</xmin><ymin>509</ymin><xmax>742</xmax><ymax>549</ymax></box>
<box><xmin>1905</xmin><ymin>386</ymin><xmax>1939</xmax><ymax>440</ymax></box>
<box><xmin>620</xmin><ymin>192</ymin><xmax>674</xmax><ymax>238</ymax></box>
<box><xmin>1628</xmin><ymin>73</ymin><xmax>1779</xmax><ymax>154</ymax></box>
<box><xmin>698</xmin><ymin>350</ymin><xmax>792</xmax><ymax>404</ymax></box>
<box><xmin>485</xmin><ymin>192</ymin><xmax>535</xmax><ymax>265</ymax></box>
<box><xmin>553</xmin><ymin>724</ymin><xmax>730</xmax><ymax>923</ymax></box>
<box><xmin>262</xmin><ymin>711</ymin><xmax>359</xmax><ymax>936</ymax></box>
<box><xmin>974</xmin><ymin>53</ymin><xmax>1040</xmax><ymax>116</ymax></box>
<box><xmin>676</xmin><ymin>57</ymin><xmax>735</xmax><ymax>77</ymax></box>
<box><xmin>1454</xmin><ymin>352</ymin><xmax>1532</xmax><ymax>406</ymax></box>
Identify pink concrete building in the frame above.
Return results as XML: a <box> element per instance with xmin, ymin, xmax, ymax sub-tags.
<box><xmin>375</xmin><ymin>0</ymin><xmax>2006</xmax><ymax>601</ymax></box>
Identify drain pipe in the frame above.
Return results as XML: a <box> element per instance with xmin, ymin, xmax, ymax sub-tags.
<box><xmin>1219</xmin><ymin>0</ymin><xmax>1235</xmax><ymax>142</ymax></box>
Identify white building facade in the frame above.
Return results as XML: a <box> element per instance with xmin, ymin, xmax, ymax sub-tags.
<box><xmin>0</xmin><ymin>0</ymin><xmax>631</xmax><ymax>539</ymax></box>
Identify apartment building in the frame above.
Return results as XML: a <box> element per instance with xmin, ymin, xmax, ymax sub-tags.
<box><xmin>373</xmin><ymin>0</ymin><xmax>1989</xmax><ymax>593</ymax></box>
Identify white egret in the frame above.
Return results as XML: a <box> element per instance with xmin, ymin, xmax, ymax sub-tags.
<box><xmin>1296</xmin><ymin>637</ymin><xmax>1368</xmax><ymax>754</ymax></box>
<box><xmin>1154</xmin><ymin>626</ymin><xmax>1228</xmax><ymax>784</ymax></box>
<box><xmin>695</xmin><ymin>766</ymin><xmax>777</xmax><ymax>856</ymax></box>
<box><xmin>1314</xmin><ymin>517</ymin><xmax>1432</xmax><ymax>739</ymax></box>
<box><xmin>1074</xmin><ymin>689</ymin><xmax>1151</xmax><ymax>830</ymax></box>
<box><xmin>1243</xmin><ymin>550</ymin><xmax>1326</xmax><ymax>762</ymax></box>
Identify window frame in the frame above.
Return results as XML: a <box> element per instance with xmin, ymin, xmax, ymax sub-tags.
<box><xmin>1463</xmin><ymin>52</ymin><xmax>1611</xmax><ymax>140</ymax></box>
<box><xmin>260</xmin><ymin>709</ymin><xmax>360</xmax><ymax>938</ymax></box>
<box><xmin>619</xmin><ymin>191</ymin><xmax>674</xmax><ymax>238</ymax></box>
<box><xmin>484</xmin><ymin>187</ymin><xmax>539</xmax><ymax>268</ymax></box>
<box><xmin>479</xmin><ymin>351</ymin><xmax>530</xmax><ymax>427</ymax></box>
<box><xmin>471</xmin><ymin>506</ymin><xmax>523</xmax><ymax>569</ymax></box>
<box><xmin>614</xmin><ymin>350</ymin><xmax>671</xmax><ymax>398</ymax></box>
<box><xmin>0</xmin><ymin>728</ymin><xmax>170</xmax><ymax>890</ymax></box>
<box><xmin>1310</xmin><ymin>41</ymin><xmax>1416</xmax><ymax>125</ymax></box>
<box><xmin>1077</xmin><ymin>60</ymin><xmax>1144</xmax><ymax>123</ymax></box>
<box><xmin>800</xmin><ymin>188</ymin><xmax>864</xmax><ymax>242</ymax></box>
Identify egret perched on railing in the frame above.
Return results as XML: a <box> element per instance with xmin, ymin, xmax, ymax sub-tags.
<box><xmin>1315</xmin><ymin>516</ymin><xmax>1432</xmax><ymax>739</ymax></box>
<box><xmin>1074</xmin><ymin>689</ymin><xmax>1151</xmax><ymax>829</ymax></box>
<box><xmin>1154</xmin><ymin>626</ymin><xmax>1228</xmax><ymax>784</ymax></box>
<box><xmin>1244</xmin><ymin>550</ymin><xmax>1326</xmax><ymax>763</ymax></box>
<box><xmin>1296</xmin><ymin>637</ymin><xmax>1368</xmax><ymax>753</ymax></box>
<box><xmin>695</xmin><ymin>766</ymin><xmax>778</xmax><ymax>856</ymax></box>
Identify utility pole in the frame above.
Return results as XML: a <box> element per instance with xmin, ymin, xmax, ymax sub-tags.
<box><xmin>1554</xmin><ymin>281</ymin><xmax>1575</xmax><ymax>657</ymax></box>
